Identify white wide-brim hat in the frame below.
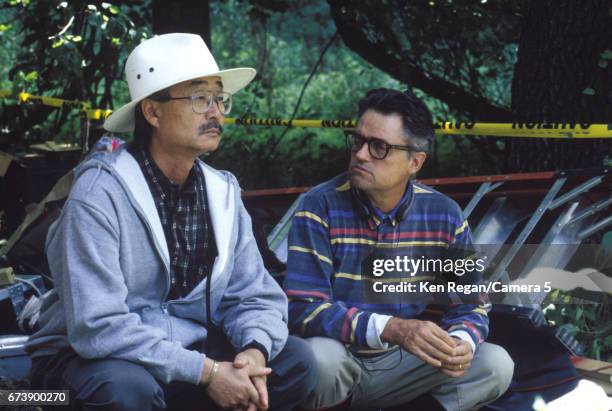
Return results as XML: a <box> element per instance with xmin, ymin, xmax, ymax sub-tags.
<box><xmin>104</xmin><ymin>33</ymin><xmax>256</xmax><ymax>133</ymax></box>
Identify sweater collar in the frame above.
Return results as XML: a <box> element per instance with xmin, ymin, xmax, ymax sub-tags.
<box><xmin>350</xmin><ymin>178</ymin><xmax>414</xmax><ymax>227</ymax></box>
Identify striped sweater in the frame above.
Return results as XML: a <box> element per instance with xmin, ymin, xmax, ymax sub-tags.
<box><xmin>284</xmin><ymin>173</ymin><xmax>489</xmax><ymax>353</ymax></box>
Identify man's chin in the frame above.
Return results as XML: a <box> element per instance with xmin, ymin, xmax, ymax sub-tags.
<box><xmin>194</xmin><ymin>137</ymin><xmax>221</xmax><ymax>156</ymax></box>
<box><xmin>201</xmin><ymin>132</ymin><xmax>221</xmax><ymax>144</ymax></box>
<box><xmin>349</xmin><ymin>173</ymin><xmax>371</xmax><ymax>190</ymax></box>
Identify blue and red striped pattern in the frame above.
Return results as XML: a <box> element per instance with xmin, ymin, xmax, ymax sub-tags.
<box><xmin>284</xmin><ymin>173</ymin><xmax>489</xmax><ymax>351</ymax></box>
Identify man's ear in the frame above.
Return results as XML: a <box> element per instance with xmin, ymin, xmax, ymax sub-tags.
<box><xmin>409</xmin><ymin>151</ymin><xmax>427</xmax><ymax>174</ymax></box>
<box><xmin>140</xmin><ymin>99</ymin><xmax>160</xmax><ymax>128</ymax></box>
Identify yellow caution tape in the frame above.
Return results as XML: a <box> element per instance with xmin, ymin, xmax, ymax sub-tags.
<box><xmin>435</xmin><ymin>122</ymin><xmax>612</xmax><ymax>139</ymax></box>
<box><xmin>17</xmin><ymin>92</ymin><xmax>88</xmax><ymax>109</ymax></box>
<box><xmin>2</xmin><ymin>90</ymin><xmax>611</xmax><ymax>138</ymax></box>
<box><xmin>225</xmin><ymin>117</ymin><xmax>357</xmax><ymax>129</ymax></box>
<box><xmin>226</xmin><ymin>118</ymin><xmax>612</xmax><ymax>138</ymax></box>
<box><xmin>86</xmin><ymin>108</ymin><xmax>114</xmax><ymax>120</ymax></box>
<box><xmin>1</xmin><ymin>90</ymin><xmax>113</xmax><ymax>120</ymax></box>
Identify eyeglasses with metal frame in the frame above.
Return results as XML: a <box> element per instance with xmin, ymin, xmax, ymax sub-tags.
<box><xmin>153</xmin><ymin>90</ymin><xmax>233</xmax><ymax>115</ymax></box>
<box><xmin>345</xmin><ymin>131</ymin><xmax>420</xmax><ymax>160</ymax></box>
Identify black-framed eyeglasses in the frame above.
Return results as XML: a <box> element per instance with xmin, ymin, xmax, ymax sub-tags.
<box><xmin>153</xmin><ymin>90</ymin><xmax>232</xmax><ymax>115</ymax></box>
<box><xmin>345</xmin><ymin>131</ymin><xmax>420</xmax><ymax>160</ymax></box>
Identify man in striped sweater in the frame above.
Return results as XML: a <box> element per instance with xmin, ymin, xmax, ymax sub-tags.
<box><xmin>284</xmin><ymin>89</ymin><xmax>513</xmax><ymax>411</ymax></box>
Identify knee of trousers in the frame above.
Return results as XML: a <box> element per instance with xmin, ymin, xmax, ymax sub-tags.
<box><xmin>302</xmin><ymin>337</ymin><xmax>361</xmax><ymax>409</ymax></box>
<box><xmin>474</xmin><ymin>343</ymin><xmax>515</xmax><ymax>399</ymax></box>
<box><xmin>85</xmin><ymin>364</ymin><xmax>164</xmax><ymax>411</ymax></box>
<box><xmin>278</xmin><ymin>336</ymin><xmax>319</xmax><ymax>400</ymax></box>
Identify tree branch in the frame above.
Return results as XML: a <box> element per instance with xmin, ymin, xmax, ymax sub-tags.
<box><xmin>328</xmin><ymin>1</ymin><xmax>510</xmax><ymax>121</ymax></box>
<box><xmin>265</xmin><ymin>31</ymin><xmax>339</xmax><ymax>157</ymax></box>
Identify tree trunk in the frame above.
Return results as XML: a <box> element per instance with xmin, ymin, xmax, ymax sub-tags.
<box><xmin>152</xmin><ymin>0</ymin><xmax>211</xmax><ymax>48</ymax></box>
<box><xmin>508</xmin><ymin>0</ymin><xmax>611</xmax><ymax>171</ymax></box>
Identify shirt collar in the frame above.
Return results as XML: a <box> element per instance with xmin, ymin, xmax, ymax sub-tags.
<box><xmin>371</xmin><ymin>181</ymin><xmax>412</xmax><ymax>224</ymax></box>
<box><xmin>138</xmin><ymin>146</ymin><xmax>199</xmax><ymax>197</ymax></box>
<box><xmin>349</xmin><ymin>179</ymin><xmax>413</xmax><ymax>227</ymax></box>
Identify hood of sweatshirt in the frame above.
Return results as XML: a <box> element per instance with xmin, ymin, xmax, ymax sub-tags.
<box><xmin>74</xmin><ymin>141</ymin><xmax>238</xmax><ymax>294</ymax></box>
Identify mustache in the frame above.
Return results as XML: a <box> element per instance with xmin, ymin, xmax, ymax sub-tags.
<box><xmin>198</xmin><ymin>121</ymin><xmax>223</xmax><ymax>135</ymax></box>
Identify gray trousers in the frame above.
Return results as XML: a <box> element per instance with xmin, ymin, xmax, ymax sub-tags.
<box><xmin>302</xmin><ymin>337</ymin><xmax>514</xmax><ymax>411</ymax></box>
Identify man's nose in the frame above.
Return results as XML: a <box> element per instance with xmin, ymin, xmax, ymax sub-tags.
<box><xmin>205</xmin><ymin>98</ymin><xmax>223</xmax><ymax>121</ymax></box>
<box><xmin>354</xmin><ymin>142</ymin><xmax>371</xmax><ymax>161</ymax></box>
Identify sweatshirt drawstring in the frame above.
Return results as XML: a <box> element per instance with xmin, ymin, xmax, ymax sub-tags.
<box><xmin>86</xmin><ymin>163</ymin><xmax>103</xmax><ymax>193</ymax></box>
<box><xmin>225</xmin><ymin>173</ymin><xmax>232</xmax><ymax>209</ymax></box>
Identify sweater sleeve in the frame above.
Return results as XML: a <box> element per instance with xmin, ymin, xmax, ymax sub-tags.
<box><xmin>439</xmin><ymin>215</ymin><xmax>490</xmax><ymax>350</ymax></box>
<box><xmin>284</xmin><ymin>194</ymin><xmax>372</xmax><ymax>348</ymax></box>
<box><xmin>47</xmin><ymin>197</ymin><xmax>205</xmax><ymax>385</ymax></box>
<box><xmin>214</xmin><ymin>176</ymin><xmax>289</xmax><ymax>361</ymax></box>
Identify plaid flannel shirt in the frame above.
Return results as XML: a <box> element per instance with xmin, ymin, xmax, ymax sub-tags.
<box><xmin>132</xmin><ymin>146</ymin><xmax>216</xmax><ymax>299</ymax></box>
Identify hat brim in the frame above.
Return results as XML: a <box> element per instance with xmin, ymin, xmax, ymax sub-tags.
<box><xmin>103</xmin><ymin>67</ymin><xmax>256</xmax><ymax>133</ymax></box>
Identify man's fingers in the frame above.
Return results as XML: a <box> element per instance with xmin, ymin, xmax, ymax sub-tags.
<box><xmin>444</xmin><ymin>356</ymin><xmax>463</xmax><ymax>365</ymax></box>
<box><xmin>456</xmin><ymin>352</ymin><xmax>473</xmax><ymax>364</ymax></box>
<box><xmin>440</xmin><ymin>367</ymin><xmax>454</xmax><ymax>376</ymax></box>
<box><xmin>430</xmin><ymin>325</ymin><xmax>457</xmax><ymax>348</ymax></box>
<box><xmin>425</xmin><ymin>334</ymin><xmax>456</xmax><ymax>358</ymax></box>
<box><xmin>442</xmin><ymin>359</ymin><xmax>472</xmax><ymax>375</ymax></box>
<box><xmin>444</xmin><ymin>340</ymin><xmax>473</xmax><ymax>365</ymax></box>
<box><xmin>253</xmin><ymin>376</ymin><xmax>269</xmax><ymax>410</ymax></box>
<box><xmin>420</xmin><ymin>346</ymin><xmax>451</xmax><ymax>364</ymax></box>
<box><xmin>233</xmin><ymin>355</ymin><xmax>272</xmax><ymax>376</ymax></box>
<box><xmin>411</xmin><ymin>333</ymin><xmax>455</xmax><ymax>363</ymax></box>
<box><xmin>414</xmin><ymin>348</ymin><xmax>442</xmax><ymax>368</ymax></box>
<box><xmin>233</xmin><ymin>354</ymin><xmax>250</xmax><ymax>368</ymax></box>
<box><xmin>444</xmin><ymin>351</ymin><xmax>472</xmax><ymax>365</ymax></box>
<box><xmin>246</xmin><ymin>366</ymin><xmax>272</xmax><ymax>377</ymax></box>
<box><xmin>412</xmin><ymin>323</ymin><xmax>455</xmax><ymax>360</ymax></box>
<box><xmin>443</xmin><ymin>361</ymin><xmax>468</xmax><ymax>370</ymax></box>
<box><xmin>452</xmin><ymin>340</ymin><xmax>471</xmax><ymax>354</ymax></box>
<box><xmin>246</xmin><ymin>402</ymin><xmax>257</xmax><ymax>411</ymax></box>
<box><xmin>458</xmin><ymin>345</ymin><xmax>473</xmax><ymax>358</ymax></box>
<box><xmin>246</xmin><ymin>381</ymin><xmax>260</xmax><ymax>406</ymax></box>
<box><xmin>233</xmin><ymin>359</ymin><xmax>248</xmax><ymax>369</ymax></box>
<box><xmin>440</xmin><ymin>359</ymin><xmax>469</xmax><ymax>377</ymax></box>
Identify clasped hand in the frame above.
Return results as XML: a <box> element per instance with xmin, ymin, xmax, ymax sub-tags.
<box><xmin>381</xmin><ymin>318</ymin><xmax>473</xmax><ymax>377</ymax></box>
<box><xmin>203</xmin><ymin>349</ymin><xmax>270</xmax><ymax>410</ymax></box>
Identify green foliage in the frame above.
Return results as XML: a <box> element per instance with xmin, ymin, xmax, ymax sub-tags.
<box><xmin>0</xmin><ymin>0</ymin><xmax>151</xmax><ymax>149</ymax></box>
<box><xmin>8</xmin><ymin>0</ymin><xmax>30</xmax><ymax>6</ymax></box>
<box><xmin>0</xmin><ymin>8</ymin><xmax>20</xmax><ymax>89</ymax></box>
<box><xmin>543</xmin><ymin>297</ymin><xmax>612</xmax><ymax>361</ymax></box>
<box><xmin>206</xmin><ymin>0</ymin><xmax>404</xmax><ymax>188</ymax></box>
<box><xmin>203</xmin><ymin>0</ymin><xmax>513</xmax><ymax>185</ymax></box>
<box><xmin>0</xmin><ymin>0</ymin><xmax>519</xmax><ymax>182</ymax></box>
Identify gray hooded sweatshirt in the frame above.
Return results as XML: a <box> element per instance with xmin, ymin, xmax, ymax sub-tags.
<box><xmin>26</xmin><ymin>147</ymin><xmax>289</xmax><ymax>385</ymax></box>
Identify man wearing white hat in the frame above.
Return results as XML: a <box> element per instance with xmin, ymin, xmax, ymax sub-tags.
<box><xmin>26</xmin><ymin>33</ymin><xmax>317</xmax><ymax>411</ymax></box>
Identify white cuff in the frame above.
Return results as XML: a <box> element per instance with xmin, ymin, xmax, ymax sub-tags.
<box><xmin>449</xmin><ymin>330</ymin><xmax>476</xmax><ymax>353</ymax></box>
<box><xmin>366</xmin><ymin>314</ymin><xmax>393</xmax><ymax>349</ymax></box>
